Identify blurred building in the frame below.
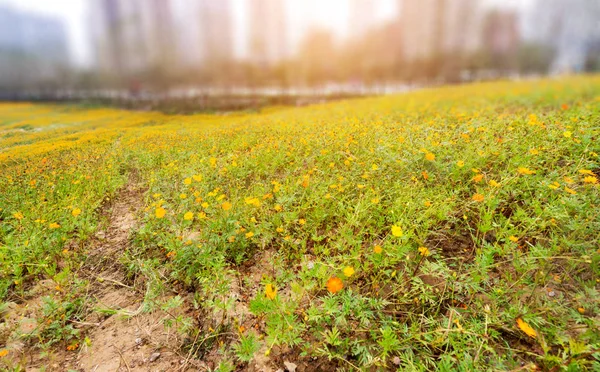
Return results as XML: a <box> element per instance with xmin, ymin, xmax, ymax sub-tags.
<box><xmin>399</xmin><ymin>0</ymin><xmax>484</xmax><ymax>62</ymax></box>
<box><xmin>348</xmin><ymin>0</ymin><xmax>377</xmax><ymax>41</ymax></box>
<box><xmin>171</xmin><ymin>0</ymin><xmax>233</xmax><ymax>69</ymax></box>
<box><xmin>0</xmin><ymin>5</ymin><xmax>69</xmax><ymax>87</ymax></box>
<box><xmin>249</xmin><ymin>0</ymin><xmax>288</xmax><ymax>66</ymax></box>
<box><xmin>399</xmin><ymin>0</ymin><xmax>439</xmax><ymax>61</ymax></box>
<box><xmin>528</xmin><ymin>0</ymin><xmax>600</xmax><ymax>73</ymax></box>
<box><xmin>89</xmin><ymin>0</ymin><xmax>177</xmax><ymax>80</ymax></box>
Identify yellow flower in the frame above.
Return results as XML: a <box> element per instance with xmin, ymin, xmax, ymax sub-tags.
<box><xmin>509</xmin><ymin>236</ymin><xmax>519</xmax><ymax>242</ymax></box>
<box><xmin>184</xmin><ymin>178</ymin><xmax>192</xmax><ymax>185</ymax></box>
<box><xmin>424</xmin><ymin>201</ymin><xmax>432</xmax><ymax>207</ymax></box>
<box><xmin>49</xmin><ymin>222</ymin><xmax>60</xmax><ymax>229</ymax></box>
<box><xmin>245</xmin><ymin>231</ymin><xmax>255</xmax><ymax>238</ymax></box>
<box><xmin>71</xmin><ymin>208</ymin><xmax>82</xmax><ymax>217</ymax></box>
<box><xmin>155</xmin><ymin>207</ymin><xmax>166</xmax><ymax>218</ymax></box>
<box><xmin>201</xmin><ymin>202</ymin><xmax>209</xmax><ymax>208</ymax></box>
<box><xmin>472</xmin><ymin>193</ymin><xmax>485</xmax><ymax>202</ymax></box>
<box><xmin>274</xmin><ymin>204</ymin><xmax>283</xmax><ymax>212</ymax></box>
<box><xmin>564</xmin><ymin>187</ymin><xmax>577</xmax><ymax>195</ymax></box>
<box><xmin>192</xmin><ymin>175</ymin><xmax>203</xmax><ymax>182</ymax></box>
<box><xmin>265</xmin><ymin>284</ymin><xmax>277</xmax><ymax>300</ymax></box>
<box><xmin>489</xmin><ymin>180</ymin><xmax>499</xmax><ymax>187</ymax></box>
<box><xmin>371</xmin><ymin>198</ymin><xmax>380</xmax><ymax>204</ymax></box>
<box><xmin>179</xmin><ymin>193</ymin><xmax>187</xmax><ymax>199</ymax></box>
<box><xmin>184</xmin><ymin>212</ymin><xmax>194</xmax><ymax>221</ymax></box>
<box><xmin>222</xmin><ymin>201</ymin><xmax>232</xmax><ymax>211</ymax></box>
<box><xmin>298</xmin><ymin>219</ymin><xmax>306</xmax><ymax>225</ymax></box>
<box><xmin>197</xmin><ymin>212</ymin><xmax>207</xmax><ymax>219</ymax></box>
<box><xmin>343</xmin><ymin>266</ymin><xmax>355</xmax><ymax>277</ymax></box>
<box><xmin>13</xmin><ymin>211</ymin><xmax>24</xmax><ymax>220</ymax></box>
<box><xmin>244</xmin><ymin>197</ymin><xmax>261</xmax><ymax>207</ymax></box>
<box><xmin>456</xmin><ymin>161</ymin><xmax>465</xmax><ymax>168</ymax></box>
<box><xmin>548</xmin><ymin>182</ymin><xmax>560</xmax><ymax>190</ymax></box>
<box><xmin>391</xmin><ymin>225</ymin><xmax>403</xmax><ymax>237</ymax></box>
<box><xmin>583</xmin><ymin>176</ymin><xmax>598</xmax><ymax>184</ymax></box>
<box><xmin>371</xmin><ymin>164</ymin><xmax>379</xmax><ymax>171</ymax></box>
<box><xmin>517</xmin><ymin>167</ymin><xmax>535</xmax><ymax>175</ymax></box>
<box><xmin>563</xmin><ymin>176</ymin><xmax>574</xmax><ymax>184</ymax></box>
<box><xmin>579</xmin><ymin>169</ymin><xmax>593</xmax><ymax>175</ymax></box>
<box><xmin>425</xmin><ymin>152</ymin><xmax>435</xmax><ymax>161</ymax></box>
<box><xmin>418</xmin><ymin>246</ymin><xmax>430</xmax><ymax>257</ymax></box>
<box><xmin>563</xmin><ymin>131</ymin><xmax>572</xmax><ymax>138</ymax></box>
<box><xmin>276</xmin><ymin>227</ymin><xmax>284</xmax><ymax>233</ymax></box>
<box><xmin>373</xmin><ymin>245</ymin><xmax>383</xmax><ymax>254</ymax></box>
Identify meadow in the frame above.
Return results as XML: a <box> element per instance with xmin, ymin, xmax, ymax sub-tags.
<box><xmin>0</xmin><ymin>76</ymin><xmax>599</xmax><ymax>371</ymax></box>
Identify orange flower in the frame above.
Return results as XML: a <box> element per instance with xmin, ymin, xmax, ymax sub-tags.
<box><xmin>472</xmin><ymin>194</ymin><xmax>484</xmax><ymax>202</ymax></box>
<box><xmin>472</xmin><ymin>174</ymin><xmax>484</xmax><ymax>183</ymax></box>
<box><xmin>222</xmin><ymin>201</ymin><xmax>232</xmax><ymax>211</ymax></box>
<box><xmin>425</xmin><ymin>152</ymin><xmax>435</xmax><ymax>161</ymax></box>
<box><xmin>326</xmin><ymin>277</ymin><xmax>343</xmax><ymax>294</ymax></box>
<box><xmin>373</xmin><ymin>245</ymin><xmax>382</xmax><ymax>254</ymax></box>
<box><xmin>516</xmin><ymin>318</ymin><xmax>537</xmax><ymax>338</ymax></box>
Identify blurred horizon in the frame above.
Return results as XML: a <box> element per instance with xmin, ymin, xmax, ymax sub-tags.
<box><xmin>0</xmin><ymin>0</ymin><xmax>599</xmax><ymax>95</ymax></box>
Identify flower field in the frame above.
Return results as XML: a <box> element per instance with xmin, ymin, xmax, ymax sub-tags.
<box><xmin>1</xmin><ymin>76</ymin><xmax>599</xmax><ymax>371</ymax></box>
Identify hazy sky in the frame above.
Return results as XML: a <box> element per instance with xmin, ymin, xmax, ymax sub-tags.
<box><xmin>0</xmin><ymin>0</ymin><xmax>529</xmax><ymax>67</ymax></box>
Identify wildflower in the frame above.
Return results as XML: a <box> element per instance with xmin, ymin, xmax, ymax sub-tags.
<box><xmin>184</xmin><ymin>212</ymin><xmax>194</xmax><ymax>221</ymax></box>
<box><xmin>192</xmin><ymin>175</ymin><xmax>203</xmax><ymax>182</ymax></box>
<box><xmin>184</xmin><ymin>178</ymin><xmax>192</xmax><ymax>185</ymax></box>
<box><xmin>245</xmin><ymin>197</ymin><xmax>261</xmax><ymax>207</ymax></box>
<box><xmin>201</xmin><ymin>202</ymin><xmax>209</xmax><ymax>208</ymax></box>
<box><xmin>276</xmin><ymin>227</ymin><xmax>284</xmax><ymax>233</ymax></box>
<box><xmin>422</xmin><ymin>170</ymin><xmax>429</xmax><ymax>180</ymax></box>
<box><xmin>197</xmin><ymin>212</ymin><xmax>207</xmax><ymax>219</ymax></box>
<box><xmin>583</xmin><ymin>176</ymin><xmax>598</xmax><ymax>184</ymax></box>
<box><xmin>265</xmin><ymin>284</ymin><xmax>277</xmax><ymax>300</ymax></box>
<box><xmin>563</xmin><ymin>177</ymin><xmax>574</xmax><ymax>184</ymax></box>
<box><xmin>166</xmin><ymin>251</ymin><xmax>176</xmax><ymax>259</ymax></box>
<box><xmin>326</xmin><ymin>277</ymin><xmax>344</xmax><ymax>294</ymax></box>
<box><xmin>563</xmin><ymin>131</ymin><xmax>572</xmax><ymax>138</ymax></box>
<box><xmin>425</xmin><ymin>152</ymin><xmax>435</xmax><ymax>161</ymax></box>
<box><xmin>564</xmin><ymin>187</ymin><xmax>577</xmax><ymax>195</ymax></box>
<box><xmin>343</xmin><ymin>266</ymin><xmax>355</xmax><ymax>277</ymax></box>
<box><xmin>509</xmin><ymin>236</ymin><xmax>519</xmax><ymax>243</ymax></box>
<box><xmin>424</xmin><ymin>201</ymin><xmax>432</xmax><ymax>207</ymax></box>
<box><xmin>578</xmin><ymin>169</ymin><xmax>593</xmax><ymax>175</ymax></box>
<box><xmin>529</xmin><ymin>148</ymin><xmax>539</xmax><ymax>155</ymax></box>
<box><xmin>489</xmin><ymin>180</ymin><xmax>499</xmax><ymax>187</ymax></box>
<box><xmin>155</xmin><ymin>207</ymin><xmax>166</xmax><ymax>218</ymax></box>
<box><xmin>391</xmin><ymin>225</ymin><xmax>403</xmax><ymax>237</ymax></box>
<box><xmin>274</xmin><ymin>204</ymin><xmax>283</xmax><ymax>212</ymax></box>
<box><xmin>49</xmin><ymin>222</ymin><xmax>60</xmax><ymax>229</ymax></box>
<box><xmin>72</xmin><ymin>208</ymin><xmax>82</xmax><ymax>217</ymax></box>
<box><xmin>418</xmin><ymin>246</ymin><xmax>430</xmax><ymax>256</ymax></box>
<box><xmin>472</xmin><ymin>174</ymin><xmax>484</xmax><ymax>183</ymax></box>
<box><xmin>517</xmin><ymin>167</ymin><xmax>535</xmax><ymax>175</ymax></box>
<box><xmin>13</xmin><ymin>212</ymin><xmax>24</xmax><ymax>220</ymax></box>
<box><xmin>180</xmin><ymin>193</ymin><xmax>187</xmax><ymax>199</ymax></box>
<box><xmin>301</xmin><ymin>176</ymin><xmax>309</xmax><ymax>188</ymax></box>
<box><xmin>456</xmin><ymin>161</ymin><xmax>465</xmax><ymax>168</ymax></box>
<box><xmin>548</xmin><ymin>182</ymin><xmax>560</xmax><ymax>190</ymax></box>
<box><xmin>516</xmin><ymin>318</ymin><xmax>537</xmax><ymax>338</ymax></box>
<box><xmin>245</xmin><ymin>231</ymin><xmax>254</xmax><ymax>238</ymax></box>
<box><xmin>371</xmin><ymin>198</ymin><xmax>380</xmax><ymax>204</ymax></box>
<box><xmin>472</xmin><ymin>194</ymin><xmax>485</xmax><ymax>202</ymax></box>
<box><xmin>373</xmin><ymin>245</ymin><xmax>383</xmax><ymax>254</ymax></box>
<box><xmin>222</xmin><ymin>201</ymin><xmax>232</xmax><ymax>211</ymax></box>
